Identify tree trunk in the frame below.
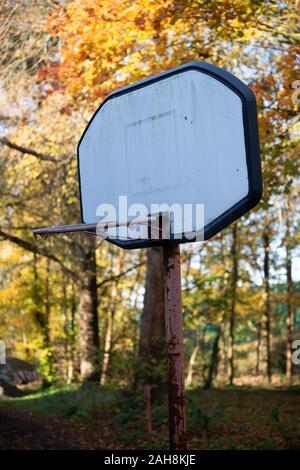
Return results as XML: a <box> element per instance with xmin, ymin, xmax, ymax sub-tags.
<box><xmin>78</xmin><ymin>243</ymin><xmax>100</xmax><ymax>381</ymax></box>
<box><xmin>44</xmin><ymin>257</ymin><xmax>51</xmax><ymax>347</ymax></box>
<box><xmin>68</xmin><ymin>283</ymin><xmax>77</xmax><ymax>382</ymax></box>
<box><xmin>136</xmin><ymin>247</ymin><xmax>165</xmax><ymax>396</ymax></box>
<box><xmin>62</xmin><ymin>279</ymin><xmax>76</xmax><ymax>383</ymax></box>
<box><xmin>220</xmin><ymin>327</ymin><xmax>228</xmax><ymax>379</ymax></box>
<box><xmin>204</xmin><ymin>326</ymin><xmax>221</xmax><ymax>389</ymax></box>
<box><xmin>256</xmin><ymin>321</ymin><xmax>262</xmax><ymax>376</ymax></box>
<box><xmin>100</xmin><ymin>295</ymin><xmax>114</xmax><ymax>385</ymax></box>
<box><xmin>32</xmin><ymin>254</ymin><xmax>53</xmax><ymax>381</ymax></box>
<box><xmin>63</xmin><ymin>280</ymin><xmax>68</xmax><ymax>374</ymax></box>
<box><xmin>101</xmin><ymin>252</ymin><xmax>124</xmax><ymax>384</ymax></box>
<box><xmin>44</xmin><ymin>257</ymin><xmax>54</xmax><ymax>381</ymax></box>
<box><xmin>285</xmin><ymin>204</ymin><xmax>294</xmax><ymax>383</ymax></box>
<box><xmin>185</xmin><ymin>332</ymin><xmax>200</xmax><ymax>387</ymax></box>
<box><xmin>263</xmin><ymin>222</ymin><xmax>272</xmax><ymax>383</ymax></box>
<box><xmin>228</xmin><ymin>223</ymin><xmax>238</xmax><ymax>386</ymax></box>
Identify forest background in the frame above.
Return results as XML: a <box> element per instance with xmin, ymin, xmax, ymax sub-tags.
<box><xmin>0</xmin><ymin>0</ymin><xmax>299</xmax><ymax>450</ymax></box>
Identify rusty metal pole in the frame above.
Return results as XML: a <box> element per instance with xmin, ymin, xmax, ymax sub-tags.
<box><xmin>163</xmin><ymin>243</ymin><xmax>187</xmax><ymax>450</ymax></box>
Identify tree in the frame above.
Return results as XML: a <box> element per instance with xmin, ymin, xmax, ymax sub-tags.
<box><xmin>136</xmin><ymin>247</ymin><xmax>166</xmax><ymax>396</ymax></box>
<box><xmin>1</xmin><ymin>0</ymin><xmax>299</xmax><ymax>390</ymax></box>
<box><xmin>228</xmin><ymin>223</ymin><xmax>239</xmax><ymax>386</ymax></box>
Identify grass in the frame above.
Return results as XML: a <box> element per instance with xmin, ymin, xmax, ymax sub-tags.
<box><xmin>1</xmin><ymin>384</ymin><xmax>300</xmax><ymax>449</ymax></box>
<box><xmin>0</xmin><ymin>383</ymin><xmax>128</xmax><ymax>418</ymax></box>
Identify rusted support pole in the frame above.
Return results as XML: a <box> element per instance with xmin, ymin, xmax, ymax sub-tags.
<box><xmin>163</xmin><ymin>243</ymin><xmax>187</xmax><ymax>450</ymax></box>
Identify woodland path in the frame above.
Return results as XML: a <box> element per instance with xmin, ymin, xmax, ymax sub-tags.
<box><xmin>0</xmin><ymin>408</ymin><xmax>95</xmax><ymax>450</ymax></box>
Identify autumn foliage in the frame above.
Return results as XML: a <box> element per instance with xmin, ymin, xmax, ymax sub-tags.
<box><xmin>0</xmin><ymin>0</ymin><xmax>299</xmax><ymax>450</ymax></box>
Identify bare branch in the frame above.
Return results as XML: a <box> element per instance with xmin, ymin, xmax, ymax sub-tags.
<box><xmin>0</xmin><ymin>137</ymin><xmax>59</xmax><ymax>163</ymax></box>
<box><xmin>0</xmin><ymin>229</ymin><xmax>78</xmax><ymax>282</ymax></box>
<box><xmin>97</xmin><ymin>262</ymin><xmax>145</xmax><ymax>289</ymax></box>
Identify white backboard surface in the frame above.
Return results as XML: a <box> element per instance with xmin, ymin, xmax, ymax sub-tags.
<box><xmin>78</xmin><ymin>63</ymin><xmax>261</xmax><ymax>247</ymax></box>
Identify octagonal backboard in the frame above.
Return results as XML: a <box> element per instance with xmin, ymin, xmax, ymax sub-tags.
<box><xmin>77</xmin><ymin>61</ymin><xmax>262</xmax><ymax>249</ymax></box>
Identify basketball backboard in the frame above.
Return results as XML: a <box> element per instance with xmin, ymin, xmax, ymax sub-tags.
<box><xmin>77</xmin><ymin>62</ymin><xmax>262</xmax><ymax>249</ymax></box>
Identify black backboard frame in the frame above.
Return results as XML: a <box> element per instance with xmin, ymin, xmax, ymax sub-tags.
<box><xmin>77</xmin><ymin>61</ymin><xmax>262</xmax><ymax>249</ymax></box>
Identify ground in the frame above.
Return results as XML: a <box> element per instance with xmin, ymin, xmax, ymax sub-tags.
<box><xmin>0</xmin><ymin>408</ymin><xmax>93</xmax><ymax>450</ymax></box>
<box><xmin>0</xmin><ymin>385</ymin><xmax>299</xmax><ymax>450</ymax></box>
